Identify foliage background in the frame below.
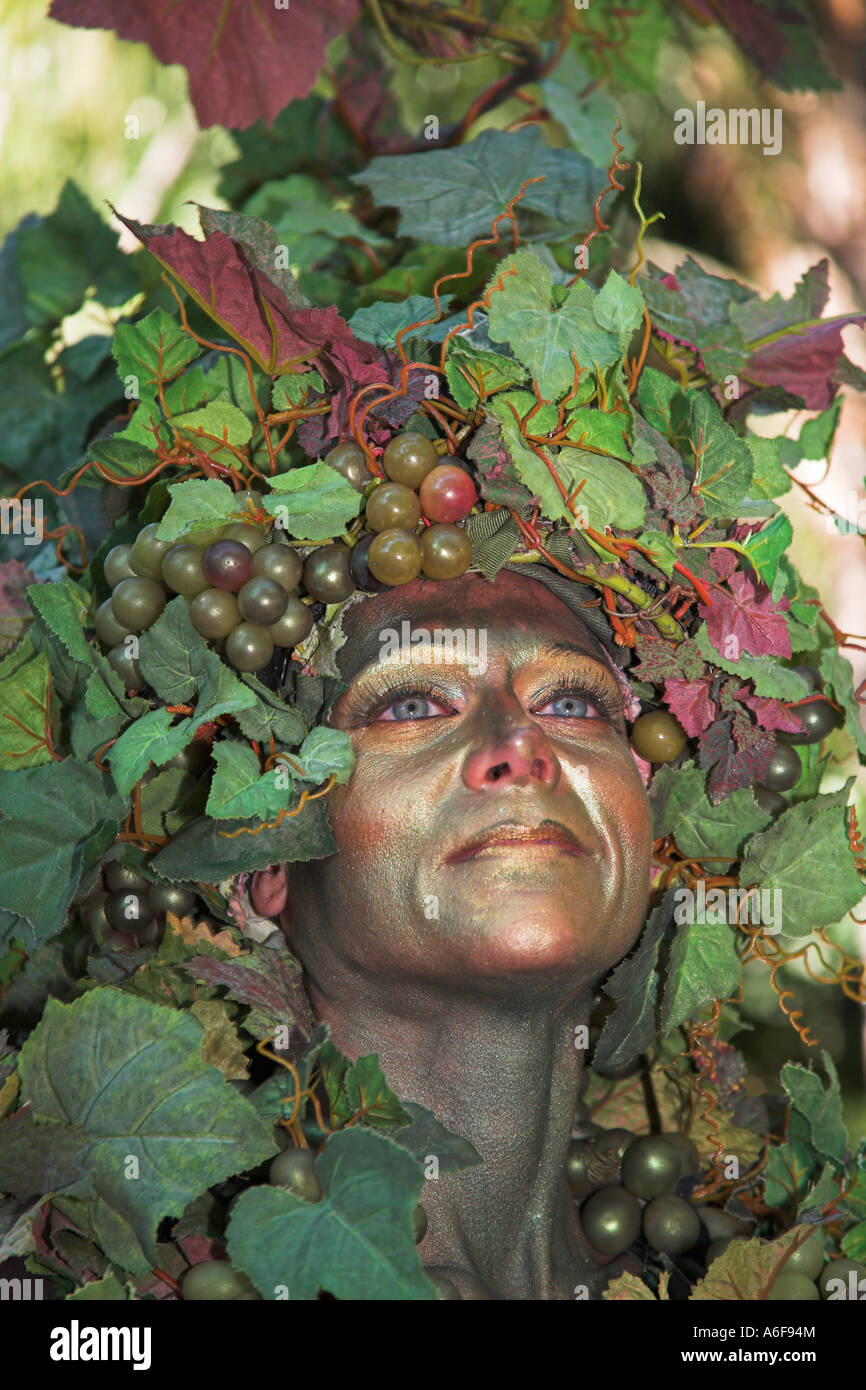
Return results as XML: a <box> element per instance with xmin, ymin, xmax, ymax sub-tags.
<box><xmin>1</xmin><ymin>0</ymin><xmax>864</xmax><ymax>1132</ymax></box>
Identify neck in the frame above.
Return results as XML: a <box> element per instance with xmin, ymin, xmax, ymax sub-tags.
<box><xmin>304</xmin><ymin>968</ymin><xmax>604</xmax><ymax>1300</ymax></box>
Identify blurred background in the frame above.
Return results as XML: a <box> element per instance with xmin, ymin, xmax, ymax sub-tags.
<box><xmin>1</xmin><ymin>0</ymin><xmax>864</xmax><ymax>1129</ymax></box>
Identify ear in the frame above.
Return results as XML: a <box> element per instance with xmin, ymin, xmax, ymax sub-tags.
<box><xmin>250</xmin><ymin>864</ymin><xmax>289</xmax><ymax>919</ymax></box>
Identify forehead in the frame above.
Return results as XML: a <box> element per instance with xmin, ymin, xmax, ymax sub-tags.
<box><xmin>336</xmin><ymin>570</ymin><xmax>612</xmax><ymax>682</ymax></box>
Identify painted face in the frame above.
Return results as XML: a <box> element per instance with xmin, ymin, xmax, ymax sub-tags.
<box><xmin>284</xmin><ymin>570</ymin><xmax>652</xmax><ymax>1000</ymax></box>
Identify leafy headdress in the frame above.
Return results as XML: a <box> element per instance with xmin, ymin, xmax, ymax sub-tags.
<box><xmin>1</xmin><ymin>145</ymin><xmax>865</xmax><ymax>1302</ymax></box>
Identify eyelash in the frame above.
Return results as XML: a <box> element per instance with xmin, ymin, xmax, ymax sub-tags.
<box><xmin>355</xmin><ymin>672</ymin><xmax>624</xmax><ymax>725</ymax></box>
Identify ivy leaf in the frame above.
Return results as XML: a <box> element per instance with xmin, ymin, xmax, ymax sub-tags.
<box><xmin>700</xmin><ymin>572</ymin><xmax>791</xmax><ymax>659</ymax></box>
<box><xmin>295</xmin><ymin>727</ymin><xmax>354</xmax><ymax>786</ymax></box>
<box><xmin>352</xmin><ymin>127</ymin><xmax>605</xmax><ymax>249</ymax></box>
<box><xmin>206</xmin><ymin>740</ymin><xmax>290</xmax><ymax>822</ymax></box>
<box><xmin>263</xmin><ymin>462</ymin><xmax>362</xmax><ymax>541</ymax></box>
<box><xmin>111</xmin><ymin>308</ymin><xmax>200</xmax><ymax>399</ymax></box>
<box><xmin>155</xmin><ymin>479</ymin><xmax>238</xmax><ymax>543</ymax></box>
<box><xmin>227</xmin><ymin>1128</ymin><xmax>436</xmax><ymax>1300</ymax></box>
<box><xmin>50</xmin><ymin>0</ymin><xmax>361</xmax><ymax>131</ymax></box>
<box><xmin>17</xmin><ymin>991</ymin><xmax>274</xmax><ymax>1269</ymax></box>
<box><xmin>782</xmin><ymin>1052</ymin><xmax>848</xmax><ymax>1165</ymax></box>
<box><xmin>487</xmin><ymin>250</ymin><xmax>622</xmax><ymax>400</ymax></box>
<box><xmin>650</xmin><ymin>763</ymin><xmax>771</xmax><ymax>861</ymax></box>
<box><xmin>0</xmin><ymin>762</ymin><xmax>126</xmax><ymax>940</ymax></box>
<box><xmin>739</xmin><ymin>793</ymin><xmax>865</xmax><ymax>937</ymax></box>
<box><xmin>593</xmin><ymin>894</ymin><xmax>674</xmax><ymax>1072</ymax></box>
<box><xmin>0</xmin><ymin>636</ymin><xmax>53</xmax><ymax>768</ymax></box>
<box><xmin>662</xmin><ymin>920</ymin><xmax>742</xmax><ymax>1032</ymax></box>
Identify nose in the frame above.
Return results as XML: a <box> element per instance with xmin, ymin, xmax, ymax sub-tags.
<box><xmin>462</xmin><ymin>722</ymin><xmax>561</xmax><ymax>791</ymax></box>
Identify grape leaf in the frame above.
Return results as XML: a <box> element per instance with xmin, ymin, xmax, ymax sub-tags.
<box><xmin>155</xmin><ymin>479</ymin><xmax>238</xmax><ymax>543</ymax></box>
<box><xmin>17</xmin><ymin>991</ymin><xmax>274</xmax><ymax>1269</ymax></box>
<box><xmin>741</xmin><ymin>513</ymin><xmax>794</xmax><ymax>587</ymax></box>
<box><xmin>206</xmin><ymin>740</ymin><xmax>290</xmax><ymax>822</ymax></box>
<box><xmin>0</xmin><ymin>761</ymin><xmax>126</xmax><ymax>940</ymax></box>
<box><xmin>349</xmin><ymin>296</ymin><xmax>450</xmax><ymax>349</ymax></box>
<box><xmin>227</xmin><ymin>1128</ymin><xmax>436</xmax><ymax>1300</ymax></box>
<box><xmin>183</xmin><ymin>937</ymin><xmax>315</xmax><ymax>1042</ymax></box>
<box><xmin>152</xmin><ymin>792</ymin><xmax>336</xmax><ymax>883</ymax></box>
<box><xmin>650</xmin><ymin>763</ymin><xmax>771</xmax><ymax>861</ymax></box>
<box><xmin>593</xmin><ymin>894</ymin><xmax>674</xmax><ymax>1071</ymax></box>
<box><xmin>316</xmin><ymin>1042</ymin><xmax>411</xmax><ymax>1129</ymax></box>
<box><xmin>688</xmin><ymin>393</ymin><xmax>753</xmax><ymax>516</ymax></box>
<box><xmin>196</xmin><ymin>206</ymin><xmax>309</xmax><ymax>309</ymax></box>
<box><xmin>111</xmin><ymin>308</ymin><xmax>200</xmax><ymax>399</ymax></box>
<box><xmin>700</xmin><ymin>572</ymin><xmax>791</xmax><ymax>659</ymax></box>
<box><xmin>188</xmin><ymin>1000</ymin><xmax>250</xmax><ymax>1082</ymax></box>
<box><xmin>263</xmin><ymin>462</ymin><xmax>362</xmax><ymax>541</ymax></box>
<box><xmin>235</xmin><ymin>676</ymin><xmax>307</xmax><ymax>747</ymax></box>
<box><xmin>0</xmin><ymin>636</ymin><xmax>53</xmax><ymax>768</ymax></box>
<box><xmin>632</xmin><ymin>633</ymin><xmax>705</xmax><ymax>684</ymax></box>
<box><xmin>603</xmin><ymin>1270</ymin><xmax>667</xmax><ymax>1301</ymax></box>
<box><xmin>169</xmin><ymin>401</ymin><xmax>253</xmax><ymax>468</ymax></box>
<box><xmin>540</xmin><ymin>50</ymin><xmax>635</xmax><ymax>167</ymax></box>
<box><xmin>662</xmin><ymin>920</ymin><xmax>742</xmax><ymax>1032</ymax></box>
<box><xmin>694</xmin><ymin>624</ymin><xmax>809</xmax><ymax>699</ymax></box>
<box><xmin>0</xmin><ymin>558</ymin><xmax>36</xmax><ymax>656</ymax></box>
<box><xmin>745</xmin><ymin>435</ymin><xmax>793</xmax><ymax>499</ymax></box>
<box><xmin>295</xmin><ymin>727</ymin><xmax>354</xmax><ymax>786</ymax></box>
<box><xmin>84</xmin><ymin>436</ymin><xmax>162</xmax><ymax>486</ymax></box>
<box><xmin>662</xmin><ymin>677</ymin><xmax>716</xmax><ymax>738</ymax></box>
<box><xmin>688</xmin><ymin>1226</ymin><xmax>810</xmax><ymax>1300</ymax></box>
<box><xmin>107</xmin><ymin>708</ymin><xmax>197</xmax><ymax>799</ymax></box>
<box><xmin>739</xmin><ymin>793</ymin><xmax>864</xmax><ymax>937</ymax></box>
<box><xmin>819</xmin><ymin>646</ymin><xmax>866</xmax><ymax>758</ymax></box>
<box><xmin>380</xmin><ymin>1102</ymin><xmax>482</xmax><ymax>1174</ymax></box>
<box><xmin>50</xmin><ymin>0</ymin><xmax>361</xmax><ymax>131</ymax></box>
<box><xmin>26</xmin><ymin>578</ymin><xmax>93</xmax><ymax>667</ymax></box>
<box><xmin>782</xmin><ymin>1052</ymin><xmax>847</xmax><ymax>1165</ymax></box>
<box><xmin>352</xmin><ymin>127</ymin><xmax>605</xmax><ymax>249</ymax></box>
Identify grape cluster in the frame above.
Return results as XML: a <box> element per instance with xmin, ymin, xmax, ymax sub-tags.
<box><xmin>325</xmin><ymin>432</ymin><xmax>476</xmax><ymax>588</ymax></box>
<box><xmin>569</xmin><ymin>1111</ymin><xmax>857</xmax><ymax>1297</ymax></box>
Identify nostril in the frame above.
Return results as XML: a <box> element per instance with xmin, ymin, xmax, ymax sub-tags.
<box><xmin>530</xmin><ymin>757</ymin><xmax>546</xmax><ymax>779</ymax></box>
<box><xmin>486</xmin><ymin>762</ymin><xmax>510</xmax><ymax>782</ymax></box>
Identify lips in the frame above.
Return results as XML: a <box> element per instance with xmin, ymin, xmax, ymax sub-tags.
<box><xmin>445</xmin><ymin>819</ymin><xmax>590</xmax><ymax>864</ymax></box>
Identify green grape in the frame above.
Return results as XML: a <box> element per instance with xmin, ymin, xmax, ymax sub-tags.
<box><xmin>268</xmin><ymin>598</ymin><xmax>314</xmax><ymax>648</ymax></box>
<box><xmin>659</xmin><ymin>1132</ymin><xmax>700</xmax><ymax>1178</ymax></box>
<box><xmin>783</xmin><ymin>1234</ymin><xmax>825</xmax><ymax>1280</ymax></box>
<box><xmin>237</xmin><ymin>576</ymin><xmax>289</xmax><ymax>626</ymax></box>
<box><xmin>595</xmin><ymin>1128</ymin><xmax>635</xmax><ymax>1163</ymax></box>
<box><xmin>303</xmin><ymin>544</ymin><xmax>355</xmax><ymax>603</ymax></box>
<box><xmin>147</xmin><ymin>883</ymin><xmax>196</xmax><ymax>916</ymax></box>
<box><xmin>104</xmin><ymin>890</ymin><xmax>154</xmax><ymax>935</ymax></box>
<box><xmin>420</xmin><ymin>523</ymin><xmax>472</xmax><ymax>580</ymax></box>
<box><xmin>129</xmin><ymin>523</ymin><xmax>174</xmax><ymax>581</ymax></box>
<box><xmin>107</xmin><ymin>642</ymin><xmax>144</xmax><ymax>692</ymax></box>
<box><xmin>365</xmin><ymin>481</ymin><xmax>422</xmax><ymax>533</ymax></box>
<box><xmin>698</xmin><ymin>1206</ymin><xmax>751</xmax><ymax>1242</ymax></box>
<box><xmin>110</xmin><ymin>577</ymin><xmax>166</xmax><ymax>632</ymax></box>
<box><xmin>565</xmin><ymin>1139</ymin><xmax>599</xmax><ymax>1199</ymax></box>
<box><xmin>580</xmin><ymin>1185</ymin><xmax>641</xmax><ymax>1256</ymax></box>
<box><xmin>268</xmin><ymin>1148</ymin><xmax>324</xmax><ymax>1202</ymax></box>
<box><xmin>94</xmin><ymin>597</ymin><xmax>129</xmax><ymax>647</ymax></box>
<box><xmin>819</xmin><ymin>1257</ymin><xmax>866</xmax><ymax>1298</ymax></box>
<box><xmin>252</xmin><ymin>545</ymin><xmax>303</xmax><ymax>591</ymax></box>
<box><xmin>222</xmin><ymin>521</ymin><xmax>268</xmax><ymax>554</ymax></box>
<box><xmin>769</xmin><ymin>1272</ymin><xmax>820</xmax><ymax>1301</ymax></box>
<box><xmin>225</xmin><ymin>622</ymin><xmax>274</xmax><ymax>673</ymax></box>
<box><xmin>189</xmin><ymin>589</ymin><xmax>240</xmax><ymax>639</ymax></box>
<box><xmin>324</xmin><ymin>440</ymin><xmax>369</xmax><ymax>492</ymax></box>
<box><xmin>754</xmin><ymin>785</ymin><xmax>788</xmax><ymax>817</ymax></box>
<box><xmin>642</xmin><ymin>1195</ymin><xmax>701</xmax><ymax>1256</ymax></box>
<box><xmin>382</xmin><ymin>431</ymin><xmax>438</xmax><ymax>488</ymax></box>
<box><xmin>631</xmin><ymin>710</ymin><xmax>687</xmax><ymax>764</ymax></box>
<box><xmin>620</xmin><ymin>1135</ymin><xmax>680</xmax><ymax>1199</ymax></box>
<box><xmin>103</xmin><ymin>543</ymin><xmax>136</xmax><ymax>588</ymax></box>
<box><xmin>759</xmin><ymin>744</ymin><xmax>802</xmax><ymax>792</ymax></box>
<box><xmin>367</xmin><ymin>529</ymin><xmax>422</xmax><ymax>586</ymax></box>
<box><xmin>104</xmin><ymin>862</ymin><xmax>150</xmax><ymax>894</ymax></box>
<box><xmin>181</xmin><ymin>1262</ymin><xmax>260</xmax><ymax>1301</ymax></box>
<box><xmin>162</xmin><ymin>543</ymin><xmax>208</xmax><ymax>596</ymax></box>
<box><xmin>412</xmin><ymin>1204</ymin><xmax>428</xmax><ymax>1244</ymax></box>
<box><xmin>778</xmin><ymin>697</ymin><xmax>843</xmax><ymax>744</ymax></box>
<box><xmin>706</xmin><ymin>1237</ymin><xmax>736</xmax><ymax>1265</ymax></box>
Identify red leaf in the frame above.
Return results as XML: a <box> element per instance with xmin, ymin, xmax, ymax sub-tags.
<box><xmin>708</xmin><ymin>547</ymin><xmax>738</xmax><ymax>582</ymax></box>
<box><xmin>735</xmin><ymin>687</ymin><xmax>802</xmax><ymax>733</ymax></box>
<box><xmin>699</xmin><ymin>571</ymin><xmax>791</xmax><ymax>659</ymax></box>
<box><xmin>746</xmin><ymin>314</ymin><xmax>866</xmax><ymax>410</ymax></box>
<box><xmin>698</xmin><ymin>715</ymin><xmax>774</xmax><ymax>801</ymax></box>
<box><xmin>663</xmin><ymin>677</ymin><xmax>716</xmax><ymax>738</ymax></box>
<box><xmin>0</xmin><ymin>558</ymin><xmax>36</xmax><ymax>655</ymax></box>
<box><xmin>50</xmin><ymin>0</ymin><xmax>360</xmax><ymax>131</ymax></box>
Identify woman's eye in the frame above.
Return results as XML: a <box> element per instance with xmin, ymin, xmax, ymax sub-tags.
<box><xmin>534</xmin><ymin>694</ymin><xmax>603</xmax><ymax>718</ymax></box>
<box><xmin>375</xmin><ymin>694</ymin><xmax>452</xmax><ymax>722</ymax></box>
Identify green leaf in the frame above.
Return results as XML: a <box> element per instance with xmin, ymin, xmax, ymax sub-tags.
<box><xmin>112</xmin><ymin>308</ymin><xmax>200</xmax><ymax>398</ymax></box>
<box><xmin>349</xmin><ymin>296</ymin><xmax>449</xmax><ymax>348</ymax></box>
<box><xmin>235</xmin><ymin>676</ymin><xmax>307</xmax><ymax>746</ymax></box>
<box><xmin>841</xmin><ymin>1221</ymin><xmax>866</xmax><ymax>1263</ymax></box>
<box><xmin>650</xmin><ymin>763</ymin><xmax>771</xmax><ymax>862</ymax></box>
<box><xmin>540</xmin><ymin>50</ymin><xmax>634</xmax><ymax>166</ymax></box>
<box><xmin>488</xmin><ymin>397</ymin><xmax>571</xmax><ymax>522</ymax></box>
<box><xmin>637</xmin><ymin>529</ymin><xmax>678</xmax><ymax>577</ymax></box>
<box><xmin>26</xmin><ymin>579</ymin><xmax>93</xmax><ymax>667</ymax></box>
<box><xmin>227</xmin><ymin>1128</ymin><xmax>436</xmax><ymax>1300</ymax></box>
<box><xmin>563</xmin><ymin>405</ymin><xmax>632</xmax><ymax>456</ymax></box>
<box><xmin>782</xmin><ymin>1052</ymin><xmax>848</xmax><ymax>1165</ymax></box>
<box><xmin>689</xmin><ymin>1227</ymin><xmax>809</xmax><ymax>1301</ymax></box>
<box><xmin>352</xmin><ymin>126</ymin><xmax>605</xmax><ymax>249</ymax></box>
<box><xmin>66</xmin><ymin>1271</ymin><xmax>131</xmax><ymax>1301</ymax></box>
<box><xmin>85</xmin><ymin>436</ymin><xmax>160</xmax><ymax>485</ymax></box>
<box><xmin>745</xmin><ymin>435</ymin><xmax>793</xmax><ymax>499</ymax></box>
<box><xmin>107</xmin><ymin>708</ymin><xmax>195</xmax><ymax>798</ymax></box>
<box><xmin>739</xmin><ymin>794</ymin><xmax>865</xmax><ymax>937</ymax></box>
<box><xmin>18</xmin><ymin>991</ymin><xmax>274</xmax><ymax>1268</ymax></box>
<box><xmin>137</xmin><ymin>599</ymin><xmax>255</xmax><ymax>730</ymax></box>
<box><xmin>688</xmin><ymin>393</ymin><xmax>753</xmax><ymax>516</ymax></box>
<box><xmin>594</xmin><ymin>894</ymin><xmax>673</xmax><ymax>1071</ymax></box>
<box><xmin>317</xmin><ymin>1042</ymin><xmax>411</xmax><ymax>1129</ymax></box>
<box><xmin>742</xmin><ymin>513</ymin><xmax>793</xmax><ymax>585</ymax></box>
<box><xmin>206</xmin><ymin>739</ymin><xmax>290</xmax><ymax>821</ymax></box>
<box><xmin>0</xmin><ymin>762</ymin><xmax>126</xmax><ymax>940</ymax></box>
<box><xmin>487</xmin><ymin>250</ymin><xmax>621</xmax><ymax>400</ymax></box>
<box><xmin>820</xmin><ymin>646</ymin><xmax>866</xmax><ymax>758</ymax></box>
<box><xmin>152</xmin><ymin>792</ymin><xmax>337</xmax><ymax>882</ymax></box>
<box><xmin>171</xmin><ymin>401</ymin><xmax>254</xmax><ymax>467</ymax></box>
<box><xmin>271</xmin><ymin>370</ymin><xmax>325</xmax><ymax>411</ymax></box>
<box><xmin>662</xmin><ymin>921</ymin><xmax>742</xmax><ymax>1032</ymax></box>
<box><xmin>444</xmin><ymin>340</ymin><xmax>526</xmax><ymax>411</ymax></box>
<box><xmin>592</xmin><ymin>271</ymin><xmax>645</xmax><ymax>350</ymax></box>
<box><xmin>695</xmin><ymin>624</ymin><xmax>811</xmax><ymax>699</ymax></box>
<box><xmin>380</xmin><ymin>1102</ymin><xmax>482</xmax><ymax>1174</ymax></box>
<box><xmin>553</xmin><ymin>446</ymin><xmax>647</xmax><ymax>531</ymax></box>
<box><xmin>0</xmin><ymin>636</ymin><xmax>53</xmax><ymax>768</ymax></box>
<box><xmin>263</xmin><ymin>462</ymin><xmax>362</xmax><ymax>541</ymax></box>
<box><xmin>296</xmin><ymin>727</ymin><xmax>354</xmax><ymax>786</ymax></box>
<box><xmin>155</xmin><ymin>478</ymin><xmax>238</xmax><ymax>542</ymax></box>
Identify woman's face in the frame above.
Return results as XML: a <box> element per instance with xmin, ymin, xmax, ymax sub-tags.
<box><xmin>284</xmin><ymin>571</ymin><xmax>652</xmax><ymax>1000</ymax></box>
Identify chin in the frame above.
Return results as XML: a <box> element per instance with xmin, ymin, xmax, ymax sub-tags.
<box><xmin>441</xmin><ymin>902</ymin><xmax>614</xmax><ymax>988</ymax></box>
